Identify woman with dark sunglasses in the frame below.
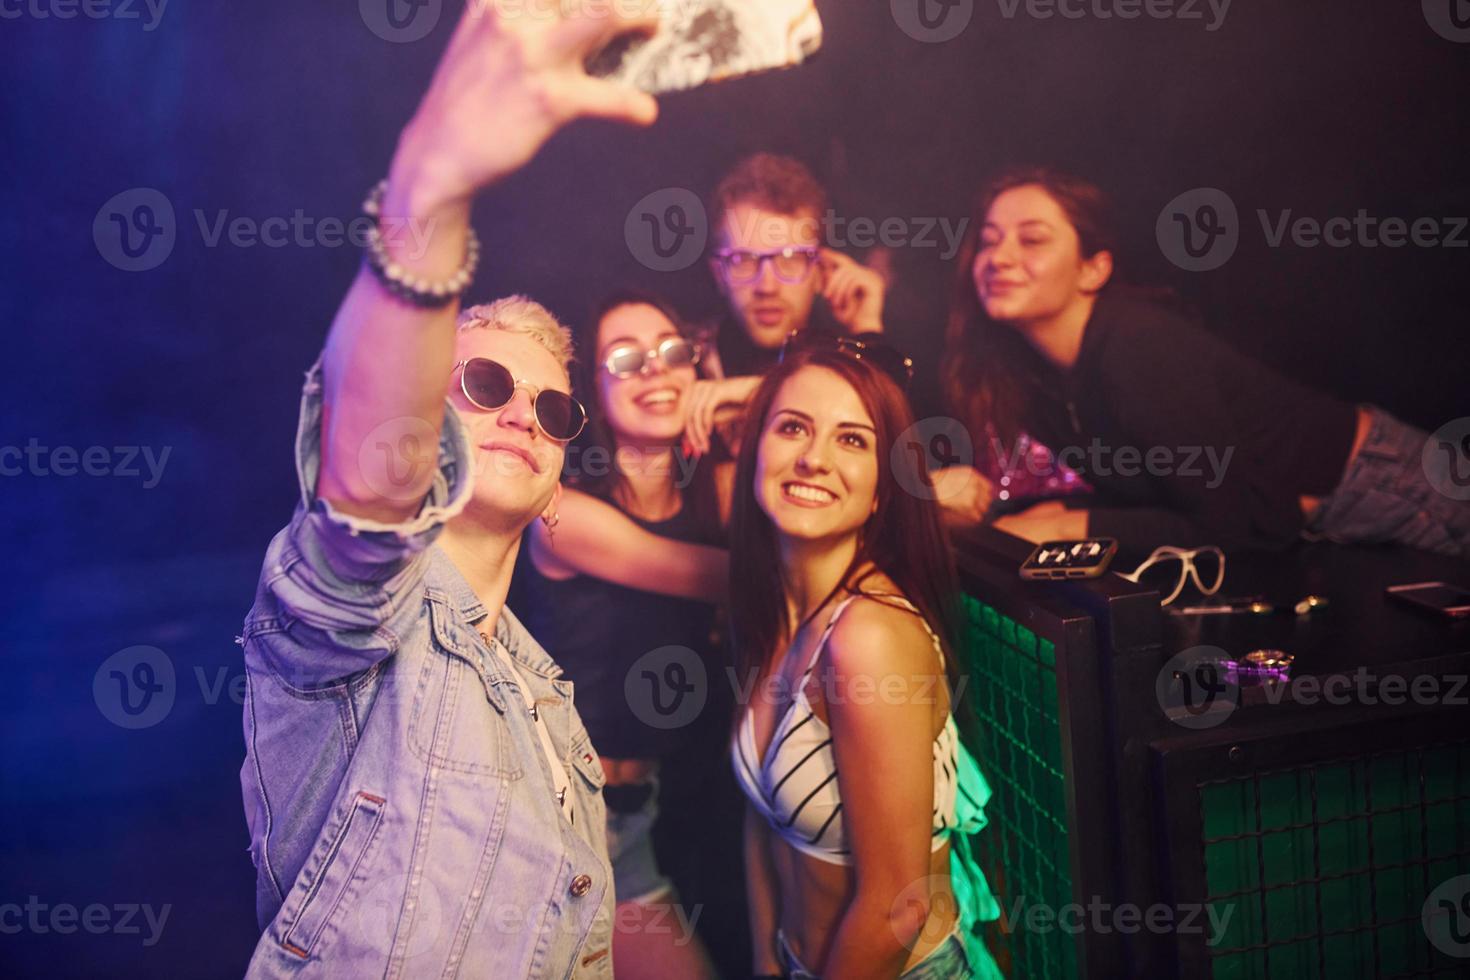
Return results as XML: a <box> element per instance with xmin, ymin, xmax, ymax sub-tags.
<box><xmin>510</xmin><ymin>290</ymin><xmax>739</xmax><ymax>978</ymax></box>
<box><xmin>940</xmin><ymin>166</ymin><xmax>1470</xmax><ymax>559</ymax></box>
<box><xmin>728</xmin><ymin>341</ymin><xmax>1001</xmax><ymax>979</ymax></box>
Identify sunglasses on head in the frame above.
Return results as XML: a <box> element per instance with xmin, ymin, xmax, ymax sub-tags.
<box><xmin>777</xmin><ymin>330</ymin><xmax>915</xmax><ymax>391</ymax></box>
<box><xmin>600</xmin><ymin>336</ymin><xmax>701</xmax><ymax>379</ymax></box>
<box><xmin>456</xmin><ymin>357</ymin><xmax>587</xmax><ymax>443</ymax></box>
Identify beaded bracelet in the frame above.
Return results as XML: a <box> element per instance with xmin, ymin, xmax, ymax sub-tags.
<box><xmin>360</xmin><ymin>179</ymin><xmax>481</xmax><ymax>308</ymax></box>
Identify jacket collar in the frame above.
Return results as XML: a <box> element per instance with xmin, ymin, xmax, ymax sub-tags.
<box><xmin>425</xmin><ymin>545</ymin><xmax>561</xmax><ymax>677</ymax></box>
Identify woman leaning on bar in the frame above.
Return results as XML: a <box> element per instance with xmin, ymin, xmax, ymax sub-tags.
<box><xmin>937</xmin><ymin>166</ymin><xmax>1470</xmax><ymax>559</ymax></box>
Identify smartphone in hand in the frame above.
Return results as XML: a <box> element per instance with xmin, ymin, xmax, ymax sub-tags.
<box><xmin>587</xmin><ymin>0</ymin><xmax>823</xmax><ymax>95</ymax></box>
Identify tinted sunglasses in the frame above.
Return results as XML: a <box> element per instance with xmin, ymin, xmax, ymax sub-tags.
<box><xmin>456</xmin><ymin>357</ymin><xmax>587</xmax><ymax>442</ymax></box>
<box><xmin>777</xmin><ymin>330</ymin><xmax>915</xmax><ymax>391</ymax></box>
<box><xmin>601</xmin><ymin>336</ymin><xmax>702</xmax><ymax>379</ymax></box>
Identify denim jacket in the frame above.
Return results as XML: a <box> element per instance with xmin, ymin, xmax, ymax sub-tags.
<box><xmin>239</xmin><ymin>363</ymin><xmax>613</xmax><ymax>978</ymax></box>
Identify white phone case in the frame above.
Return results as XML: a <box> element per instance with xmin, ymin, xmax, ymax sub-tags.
<box><xmin>587</xmin><ymin>0</ymin><xmax>824</xmax><ymax>95</ymax></box>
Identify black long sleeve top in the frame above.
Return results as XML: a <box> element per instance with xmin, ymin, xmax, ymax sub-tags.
<box><xmin>1019</xmin><ymin>288</ymin><xmax>1358</xmax><ymax>555</ymax></box>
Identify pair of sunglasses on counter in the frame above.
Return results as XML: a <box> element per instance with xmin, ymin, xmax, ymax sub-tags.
<box><xmin>456</xmin><ymin>358</ymin><xmax>586</xmax><ymax>442</ymax></box>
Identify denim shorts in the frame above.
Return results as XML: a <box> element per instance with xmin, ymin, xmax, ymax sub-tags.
<box><xmin>776</xmin><ymin>925</ymin><xmax>974</xmax><ymax>979</ymax></box>
<box><xmin>1306</xmin><ymin>405</ymin><xmax>1470</xmax><ymax>559</ymax></box>
<box><xmin>604</xmin><ymin>779</ymin><xmax>676</xmax><ymax>906</ymax></box>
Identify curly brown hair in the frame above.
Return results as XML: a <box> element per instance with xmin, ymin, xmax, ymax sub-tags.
<box><xmin>711</xmin><ymin>152</ymin><xmax>830</xmax><ymax>235</ymax></box>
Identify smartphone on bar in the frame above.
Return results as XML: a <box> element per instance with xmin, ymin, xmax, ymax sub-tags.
<box><xmin>1385</xmin><ymin>582</ymin><xmax>1470</xmax><ymax>620</ymax></box>
<box><xmin>586</xmin><ymin>0</ymin><xmax>823</xmax><ymax>95</ymax></box>
<box><xmin>1020</xmin><ymin>539</ymin><xmax>1119</xmax><ymax>581</ymax></box>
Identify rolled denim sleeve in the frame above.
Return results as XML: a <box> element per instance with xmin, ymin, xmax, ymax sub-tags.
<box><xmin>250</xmin><ymin>359</ymin><xmax>474</xmax><ymax>683</ymax></box>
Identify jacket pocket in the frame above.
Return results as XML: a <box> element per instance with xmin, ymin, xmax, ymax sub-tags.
<box><xmin>277</xmin><ymin>791</ymin><xmax>386</xmax><ymax>959</ymax></box>
<box><xmin>569</xmin><ymin>733</ymin><xmax>607</xmax><ymax>831</ymax></box>
<box><xmin>407</xmin><ymin>647</ymin><xmax>521</xmax><ymax>777</ymax></box>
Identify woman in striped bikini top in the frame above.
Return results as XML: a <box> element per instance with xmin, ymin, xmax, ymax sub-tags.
<box><xmin>724</xmin><ymin>341</ymin><xmax>995</xmax><ymax>979</ymax></box>
<box><xmin>731</xmin><ymin>591</ymin><xmax>967</xmax><ymax>864</ymax></box>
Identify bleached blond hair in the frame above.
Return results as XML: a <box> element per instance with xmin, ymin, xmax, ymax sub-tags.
<box><xmin>456</xmin><ymin>295</ymin><xmax>575</xmax><ymax>371</ymax></box>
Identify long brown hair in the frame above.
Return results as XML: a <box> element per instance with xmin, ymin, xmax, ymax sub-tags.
<box><xmin>942</xmin><ymin>167</ymin><xmax>1119</xmax><ymax>447</ymax></box>
<box><xmin>728</xmin><ymin>347</ymin><xmax>964</xmax><ymax>696</ymax></box>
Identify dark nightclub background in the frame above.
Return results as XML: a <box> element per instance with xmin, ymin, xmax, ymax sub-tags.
<box><xmin>2</xmin><ymin>1</ymin><xmax>1467</xmax><ymax>976</ymax></box>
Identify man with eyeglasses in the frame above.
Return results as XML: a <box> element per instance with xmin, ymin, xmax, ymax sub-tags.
<box><xmin>683</xmin><ymin>152</ymin><xmax>890</xmax><ymax>455</ymax></box>
<box><xmin>237</xmin><ymin>6</ymin><xmax>659</xmax><ymax>977</ymax></box>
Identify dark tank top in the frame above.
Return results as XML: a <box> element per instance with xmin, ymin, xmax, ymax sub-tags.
<box><xmin>509</xmin><ymin>492</ymin><xmax>717</xmax><ymax>760</ymax></box>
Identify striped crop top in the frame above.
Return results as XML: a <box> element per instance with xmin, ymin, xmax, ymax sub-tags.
<box><xmin>730</xmin><ymin>593</ymin><xmax>962</xmax><ymax>865</ymax></box>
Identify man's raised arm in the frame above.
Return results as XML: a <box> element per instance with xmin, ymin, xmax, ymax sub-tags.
<box><xmin>316</xmin><ymin>4</ymin><xmax>658</xmax><ymax>524</ymax></box>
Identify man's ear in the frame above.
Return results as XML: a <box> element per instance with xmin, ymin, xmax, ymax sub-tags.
<box><xmin>709</xmin><ymin>257</ymin><xmax>729</xmax><ymax>297</ymax></box>
<box><xmin>1079</xmin><ymin>249</ymin><xmax>1114</xmax><ymax>295</ymax></box>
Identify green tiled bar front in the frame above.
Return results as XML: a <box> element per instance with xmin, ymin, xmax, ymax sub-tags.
<box><xmin>960</xmin><ymin>594</ymin><xmax>1078</xmax><ymax>979</ymax></box>
<box><xmin>1200</xmin><ymin>742</ymin><xmax>1470</xmax><ymax>980</ymax></box>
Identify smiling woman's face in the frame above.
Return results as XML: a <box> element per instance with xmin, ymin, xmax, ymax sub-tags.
<box><xmin>595</xmin><ymin>303</ymin><xmax>696</xmax><ymax>447</ymax></box>
<box><xmin>972</xmin><ymin>183</ymin><xmax>1093</xmax><ymax>328</ymax></box>
<box><xmin>754</xmin><ymin>365</ymin><xmax>879</xmax><ymax>544</ymax></box>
